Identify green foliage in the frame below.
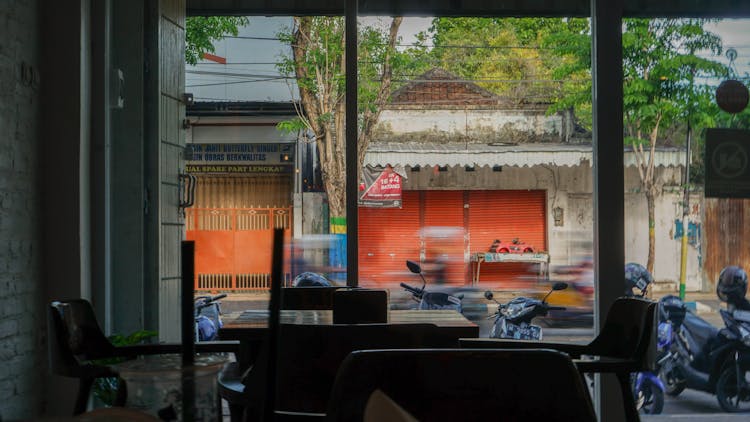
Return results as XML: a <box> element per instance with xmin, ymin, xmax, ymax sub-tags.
<box><xmin>91</xmin><ymin>330</ymin><xmax>158</xmax><ymax>406</ymax></box>
<box><xmin>425</xmin><ymin>17</ymin><xmax>590</xmax><ymax>103</ymax></box>
<box><xmin>186</xmin><ymin>16</ymin><xmax>249</xmax><ymax>65</ymax></box>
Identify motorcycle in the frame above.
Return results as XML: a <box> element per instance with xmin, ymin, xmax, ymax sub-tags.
<box><xmin>625</xmin><ymin>277</ymin><xmax>666</xmax><ymax>414</ymax></box>
<box><xmin>657</xmin><ymin>294</ymin><xmax>750</xmax><ymax>412</ymax></box>
<box><xmin>194</xmin><ymin>293</ymin><xmax>226</xmax><ymax>341</ymax></box>
<box><xmin>484</xmin><ymin>282</ymin><xmax>567</xmax><ymax>340</ymax></box>
<box><xmin>400</xmin><ymin>260</ymin><xmax>464</xmax><ymax>313</ymax></box>
<box><xmin>714</xmin><ymin>307</ymin><xmax>750</xmax><ymax>412</ymax></box>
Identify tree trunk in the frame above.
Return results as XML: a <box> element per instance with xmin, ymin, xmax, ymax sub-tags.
<box><xmin>646</xmin><ymin>189</ymin><xmax>656</xmax><ymax>274</ymax></box>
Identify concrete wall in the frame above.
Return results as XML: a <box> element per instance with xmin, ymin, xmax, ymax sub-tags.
<box><xmin>0</xmin><ymin>0</ymin><xmax>45</xmax><ymax>418</ymax></box>
<box><xmin>375</xmin><ymin>109</ymin><xmax>570</xmax><ymax>143</ymax></box>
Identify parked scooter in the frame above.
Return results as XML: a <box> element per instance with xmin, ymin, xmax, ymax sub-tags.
<box><xmin>624</xmin><ymin>262</ymin><xmax>665</xmax><ymax>414</ymax></box>
<box><xmin>657</xmin><ymin>266</ymin><xmax>750</xmax><ymax>412</ymax></box>
<box><xmin>484</xmin><ymin>282</ymin><xmax>567</xmax><ymax>340</ymax></box>
<box><xmin>194</xmin><ymin>293</ymin><xmax>226</xmax><ymax>341</ymax></box>
<box><xmin>400</xmin><ymin>260</ymin><xmax>464</xmax><ymax>313</ymax></box>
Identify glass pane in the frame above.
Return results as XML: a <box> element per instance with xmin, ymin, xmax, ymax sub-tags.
<box><xmin>355</xmin><ymin>17</ymin><xmax>595</xmax><ymax>338</ymax></box>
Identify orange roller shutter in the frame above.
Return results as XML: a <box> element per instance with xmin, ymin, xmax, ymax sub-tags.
<box><xmin>358</xmin><ymin>191</ymin><xmax>421</xmax><ymax>288</ymax></box>
<box><xmin>468</xmin><ymin>190</ymin><xmax>547</xmax><ymax>288</ymax></box>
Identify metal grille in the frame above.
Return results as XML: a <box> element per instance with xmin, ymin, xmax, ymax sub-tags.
<box><xmin>198</xmin><ymin>273</ymin><xmax>233</xmax><ymax>290</ymax></box>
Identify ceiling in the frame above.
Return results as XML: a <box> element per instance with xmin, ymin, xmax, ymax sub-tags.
<box><xmin>187</xmin><ymin>0</ymin><xmax>750</xmax><ymax>18</ymax></box>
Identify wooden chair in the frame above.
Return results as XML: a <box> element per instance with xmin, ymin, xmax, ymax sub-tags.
<box><xmin>460</xmin><ymin>296</ymin><xmax>658</xmax><ymax>422</ymax></box>
<box><xmin>47</xmin><ymin>298</ymin><xmax>239</xmax><ymax>415</ymax></box>
<box><xmin>326</xmin><ymin>348</ymin><xmax>597</xmax><ymax>422</ymax></box>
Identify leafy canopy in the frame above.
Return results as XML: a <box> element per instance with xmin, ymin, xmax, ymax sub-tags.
<box><xmin>185</xmin><ymin>16</ymin><xmax>249</xmax><ymax>65</ymax></box>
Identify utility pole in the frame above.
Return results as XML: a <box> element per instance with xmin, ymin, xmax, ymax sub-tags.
<box><xmin>679</xmin><ymin>121</ymin><xmax>691</xmax><ymax>300</ymax></box>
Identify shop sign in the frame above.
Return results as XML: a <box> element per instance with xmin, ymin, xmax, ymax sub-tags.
<box><xmin>187</xmin><ymin>143</ymin><xmax>293</xmax><ymax>165</ymax></box>
<box><xmin>186</xmin><ymin>165</ymin><xmax>292</xmax><ymax>174</ymax></box>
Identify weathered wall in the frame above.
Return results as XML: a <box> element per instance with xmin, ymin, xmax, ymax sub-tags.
<box><xmin>374</xmin><ymin>109</ymin><xmax>569</xmax><ymax>144</ymax></box>
<box><xmin>703</xmin><ymin>198</ymin><xmax>750</xmax><ymax>291</ymax></box>
<box><xmin>0</xmin><ymin>0</ymin><xmax>45</xmax><ymax>418</ymax></box>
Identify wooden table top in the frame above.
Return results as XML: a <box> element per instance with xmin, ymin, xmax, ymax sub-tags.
<box><xmin>221</xmin><ymin>309</ymin><xmax>478</xmax><ymax>330</ymax></box>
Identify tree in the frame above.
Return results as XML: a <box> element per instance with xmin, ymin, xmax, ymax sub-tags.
<box><xmin>543</xmin><ymin>18</ymin><xmax>726</xmax><ymax>273</ymax></box>
<box><xmin>277</xmin><ymin>17</ymin><xmax>403</xmax><ymax>233</ymax></box>
<box><xmin>185</xmin><ymin>16</ymin><xmax>249</xmax><ymax>65</ymax></box>
<box><xmin>424</xmin><ymin>18</ymin><xmax>589</xmax><ymax>104</ymax></box>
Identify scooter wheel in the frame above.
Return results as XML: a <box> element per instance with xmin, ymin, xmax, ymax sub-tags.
<box><xmin>636</xmin><ymin>378</ymin><xmax>664</xmax><ymax>414</ymax></box>
<box><xmin>659</xmin><ymin>367</ymin><xmax>686</xmax><ymax>397</ymax></box>
<box><xmin>716</xmin><ymin>364</ymin><xmax>750</xmax><ymax>413</ymax></box>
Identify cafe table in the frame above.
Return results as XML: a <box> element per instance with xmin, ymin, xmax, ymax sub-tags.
<box><xmin>219</xmin><ymin>309</ymin><xmax>479</xmax><ymax>370</ymax></box>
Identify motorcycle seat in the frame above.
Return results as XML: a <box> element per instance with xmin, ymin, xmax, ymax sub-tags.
<box><xmin>682</xmin><ymin>311</ymin><xmax>719</xmax><ymax>344</ymax></box>
<box><xmin>681</xmin><ymin>311</ymin><xmax>720</xmax><ymax>368</ymax></box>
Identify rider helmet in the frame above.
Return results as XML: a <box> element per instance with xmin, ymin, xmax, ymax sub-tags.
<box><xmin>624</xmin><ymin>263</ymin><xmax>653</xmax><ymax>297</ymax></box>
<box><xmin>716</xmin><ymin>265</ymin><xmax>748</xmax><ymax>304</ymax></box>
<box><xmin>292</xmin><ymin>272</ymin><xmax>332</xmax><ymax>287</ymax></box>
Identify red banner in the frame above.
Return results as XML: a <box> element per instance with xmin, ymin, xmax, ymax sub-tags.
<box><xmin>358</xmin><ymin>165</ymin><xmax>403</xmax><ymax>208</ymax></box>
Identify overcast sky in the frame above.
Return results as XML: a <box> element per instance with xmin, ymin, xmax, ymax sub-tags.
<box><xmin>186</xmin><ymin>17</ymin><xmax>750</xmax><ymax>102</ymax></box>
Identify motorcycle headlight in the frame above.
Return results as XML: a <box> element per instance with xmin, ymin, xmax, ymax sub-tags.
<box><xmin>504</xmin><ymin>303</ymin><xmax>526</xmax><ymax>319</ymax></box>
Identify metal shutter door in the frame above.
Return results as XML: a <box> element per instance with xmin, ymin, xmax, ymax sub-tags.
<box><xmin>468</xmin><ymin>190</ymin><xmax>547</xmax><ymax>288</ymax></box>
<box><xmin>423</xmin><ymin>191</ymin><xmax>467</xmax><ymax>285</ymax></box>
<box><xmin>358</xmin><ymin>191</ymin><xmax>421</xmax><ymax>287</ymax></box>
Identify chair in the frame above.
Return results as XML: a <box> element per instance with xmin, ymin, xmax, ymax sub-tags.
<box><xmin>331</xmin><ymin>288</ymin><xmax>388</xmax><ymax>323</ymax></box>
<box><xmin>48</xmin><ymin>298</ymin><xmax>239</xmax><ymax>415</ymax></box>
<box><xmin>459</xmin><ymin>296</ymin><xmax>658</xmax><ymax>422</ymax></box>
<box><xmin>273</xmin><ymin>322</ymin><xmax>456</xmax><ymax>415</ymax></box>
<box><xmin>326</xmin><ymin>348</ymin><xmax>597</xmax><ymax>422</ymax></box>
<box><xmin>281</xmin><ymin>286</ymin><xmax>341</xmax><ymax>310</ymax></box>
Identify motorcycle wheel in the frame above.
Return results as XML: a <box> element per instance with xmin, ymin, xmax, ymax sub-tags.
<box><xmin>716</xmin><ymin>364</ymin><xmax>750</xmax><ymax>413</ymax></box>
<box><xmin>659</xmin><ymin>366</ymin><xmax>686</xmax><ymax>397</ymax></box>
<box><xmin>636</xmin><ymin>377</ymin><xmax>664</xmax><ymax>415</ymax></box>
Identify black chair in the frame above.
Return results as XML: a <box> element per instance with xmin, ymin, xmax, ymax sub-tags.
<box><xmin>281</xmin><ymin>286</ymin><xmax>341</xmax><ymax>310</ymax></box>
<box><xmin>48</xmin><ymin>298</ymin><xmax>239</xmax><ymax>415</ymax></box>
<box><xmin>331</xmin><ymin>288</ymin><xmax>388</xmax><ymax>324</ymax></box>
<box><xmin>460</xmin><ymin>296</ymin><xmax>658</xmax><ymax>422</ymax></box>
<box><xmin>326</xmin><ymin>348</ymin><xmax>597</xmax><ymax>422</ymax></box>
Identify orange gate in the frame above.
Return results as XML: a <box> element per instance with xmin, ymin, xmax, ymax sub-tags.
<box><xmin>185</xmin><ymin>207</ymin><xmax>292</xmax><ymax>291</ymax></box>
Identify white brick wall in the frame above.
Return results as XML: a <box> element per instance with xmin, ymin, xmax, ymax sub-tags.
<box><xmin>0</xmin><ymin>0</ymin><xmax>45</xmax><ymax>419</ymax></box>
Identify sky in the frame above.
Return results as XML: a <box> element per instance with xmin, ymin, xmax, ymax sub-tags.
<box><xmin>185</xmin><ymin>17</ymin><xmax>750</xmax><ymax>103</ymax></box>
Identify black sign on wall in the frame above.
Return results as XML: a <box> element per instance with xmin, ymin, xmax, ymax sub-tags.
<box><xmin>705</xmin><ymin>128</ymin><xmax>750</xmax><ymax>198</ymax></box>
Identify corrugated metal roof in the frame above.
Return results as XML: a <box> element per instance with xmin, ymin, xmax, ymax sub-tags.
<box><xmin>364</xmin><ymin>142</ymin><xmax>686</xmax><ymax>168</ymax></box>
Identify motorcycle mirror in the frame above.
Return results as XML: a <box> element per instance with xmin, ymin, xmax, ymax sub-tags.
<box><xmin>552</xmin><ymin>282</ymin><xmax>568</xmax><ymax>291</ymax></box>
<box><xmin>406</xmin><ymin>260</ymin><xmax>422</xmax><ymax>274</ymax></box>
<box><xmin>484</xmin><ymin>290</ymin><xmax>494</xmax><ymax>300</ymax></box>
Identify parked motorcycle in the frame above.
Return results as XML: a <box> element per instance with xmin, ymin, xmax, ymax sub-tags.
<box><xmin>194</xmin><ymin>293</ymin><xmax>226</xmax><ymax>341</ymax></box>
<box><xmin>657</xmin><ymin>293</ymin><xmax>750</xmax><ymax>412</ymax></box>
<box><xmin>624</xmin><ymin>263</ymin><xmax>665</xmax><ymax>414</ymax></box>
<box><xmin>400</xmin><ymin>260</ymin><xmax>463</xmax><ymax>313</ymax></box>
<box><xmin>484</xmin><ymin>282</ymin><xmax>567</xmax><ymax>340</ymax></box>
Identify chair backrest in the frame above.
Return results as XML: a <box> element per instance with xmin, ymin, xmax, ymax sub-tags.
<box><xmin>327</xmin><ymin>348</ymin><xmax>597</xmax><ymax>422</ymax></box>
<box><xmin>588</xmin><ymin>297</ymin><xmax>658</xmax><ymax>370</ymax></box>
<box><xmin>48</xmin><ymin>299</ymin><xmax>115</xmax><ymax>376</ymax></box>
<box><xmin>281</xmin><ymin>286</ymin><xmax>341</xmax><ymax>310</ymax></box>
<box><xmin>332</xmin><ymin>288</ymin><xmax>388</xmax><ymax>324</ymax></box>
<box><xmin>274</xmin><ymin>322</ymin><xmax>446</xmax><ymax>414</ymax></box>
